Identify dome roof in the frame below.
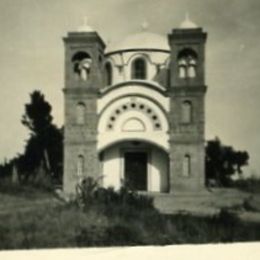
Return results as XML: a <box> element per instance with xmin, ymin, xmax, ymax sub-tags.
<box><xmin>106</xmin><ymin>32</ymin><xmax>170</xmax><ymax>53</ymax></box>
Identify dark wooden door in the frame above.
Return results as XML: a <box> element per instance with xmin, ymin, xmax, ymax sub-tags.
<box><xmin>124</xmin><ymin>152</ymin><xmax>147</xmax><ymax>191</ymax></box>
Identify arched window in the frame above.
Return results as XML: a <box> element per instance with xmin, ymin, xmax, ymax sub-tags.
<box><xmin>72</xmin><ymin>52</ymin><xmax>92</xmax><ymax>81</ymax></box>
<box><xmin>131</xmin><ymin>58</ymin><xmax>147</xmax><ymax>79</ymax></box>
<box><xmin>183</xmin><ymin>154</ymin><xmax>191</xmax><ymax>177</ymax></box>
<box><xmin>76</xmin><ymin>103</ymin><xmax>85</xmax><ymax>125</ymax></box>
<box><xmin>77</xmin><ymin>155</ymin><xmax>84</xmax><ymax>181</ymax></box>
<box><xmin>187</xmin><ymin>56</ymin><xmax>197</xmax><ymax>78</ymax></box>
<box><xmin>178</xmin><ymin>58</ymin><xmax>187</xmax><ymax>78</ymax></box>
<box><xmin>177</xmin><ymin>49</ymin><xmax>197</xmax><ymax>79</ymax></box>
<box><xmin>105</xmin><ymin>62</ymin><xmax>113</xmax><ymax>85</ymax></box>
<box><xmin>181</xmin><ymin>101</ymin><xmax>192</xmax><ymax>123</ymax></box>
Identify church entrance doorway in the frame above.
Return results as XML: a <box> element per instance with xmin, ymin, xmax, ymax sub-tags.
<box><xmin>101</xmin><ymin>141</ymin><xmax>169</xmax><ymax>192</ymax></box>
<box><xmin>124</xmin><ymin>151</ymin><xmax>148</xmax><ymax>191</ymax></box>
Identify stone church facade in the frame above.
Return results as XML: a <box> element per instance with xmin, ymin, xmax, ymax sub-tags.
<box><xmin>63</xmin><ymin>16</ymin><xmax>207</xmax><ymax>195</ymax></box>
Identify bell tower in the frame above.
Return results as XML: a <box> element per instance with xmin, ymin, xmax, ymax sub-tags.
<box><xmin>168</xmin><ymin>15</ymin><xmax>207</xmax><ymax>193</ymax></box>
<box><xmin>63</xmin><ymin>19</ymin><xmax>106</xmax><ymax>193</ymax></box>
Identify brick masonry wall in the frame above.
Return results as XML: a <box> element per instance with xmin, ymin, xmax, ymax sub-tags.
<box><xmin>63</xmin><ymin>32</ymin><xmax>105</xmax><ymax>194</ymax></box>
<box><xmin>168</xmin><ymin>28</ymin><xmax>207</xmax><ymax>193</ymax></box>
<box><xmin>169</xmin><ymin>142</ymin><xmax>205</xmax><ymax>192</ymax></box>
<box><xmin>63</xmin><ymin>92</ymin><xmax>100</xmax><ymax>193</ymax></box>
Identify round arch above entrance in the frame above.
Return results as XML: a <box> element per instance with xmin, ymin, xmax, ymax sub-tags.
<box><xmin>98</xmin><ymin>134</ymin><xmax>169</xmax><ymax>154</ymax></box>
<box><xmin>100</xmin><ymin>140</ymin><xmax>169</xmax><ymax>193</ymax></box>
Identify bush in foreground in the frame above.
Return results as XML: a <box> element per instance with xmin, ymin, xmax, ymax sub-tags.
<box><xmin>232</xmin><ymin>177</ymin><xmax>260</xmax><ymax>194</ymax></box>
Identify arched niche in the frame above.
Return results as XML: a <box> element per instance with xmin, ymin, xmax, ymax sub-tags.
<box><xmin>182</xmin><ymin>154</ymin><xmax>191</xmax><ymax>177</ymax></box>
<box><xmin>76</xmin><ymin>102</ymin><xmax>86</xmax><ymax>125</ymax></box>
<box><xmin>181</xmin><ymin>100</ymin><xmax>192</xmax><ymax>124</ymax></box>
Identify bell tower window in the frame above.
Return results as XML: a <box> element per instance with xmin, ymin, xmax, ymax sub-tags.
<box><xmin>187</xmin><ymin>56</ymin><xmax>197</xmax><ymax>78</ymax></box>
<box><xmin>177</xmin><ymin>49</ymin><xmax>197</xmax><ymax>79</ymax></box>
<box><xmin>72</xmin><ymin>52</ymin><xmax>92</xmax><ymax>81</ymax></box>
<box><xmin>131</xmin><ymin>58</ymin><xmax>147</xmax><ymax>80</ymax></box>
<box><xmin>178</xmin><ymin>58</ymin><xmax>187</xmax><ymax>78</ymax></box>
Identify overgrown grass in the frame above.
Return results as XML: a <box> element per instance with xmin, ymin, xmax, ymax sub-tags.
<box><xmin>0</xmin><ymin>179</ymin><xmax>53</xmax><ymax>200</ymax></box>
<box><xmin>232</xmin><ymin>177</ymin><xmax>260</xmax><ymax>194</ymax></box>
<box><xmin>0</xmin><ymin>177</ymin><xmax>260</xmax><ymax>250</ymax></box>
<box><xmin>0</xmin><ymin>204</ymin><xmax>260</xmax><ymax>250</ymax></box>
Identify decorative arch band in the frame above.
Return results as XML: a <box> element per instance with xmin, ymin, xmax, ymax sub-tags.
<box><xmin>106</xmin><ymin>101</ymin><xmax>162</xmax><ymax>131</ymax></box>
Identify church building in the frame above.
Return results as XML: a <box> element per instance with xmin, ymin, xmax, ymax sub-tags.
<box><xmin>63</xmin><ymin>16</ymin><xmax>207</xmax><ymax>196</ymax></box>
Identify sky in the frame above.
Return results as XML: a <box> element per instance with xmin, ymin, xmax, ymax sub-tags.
<box><xmin>0</xmin><ymin>0</ymin><xmax>259</xmax><ymax>177</ymax></box>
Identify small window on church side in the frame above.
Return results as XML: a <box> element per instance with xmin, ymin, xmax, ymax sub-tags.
<box><xmin>183</xmin><ymin>154</ymin><xmax>191</xmax><ymax>177</ymax></box>
<box><xmin>105</xmin><ymin>62</ymin><xmax>113</xmax><ymax>86</ymax></box>
<box><xmin>76</xmin><ymin>103</ymin><xmax>85</xmax><ymax>125</ymax></box>
<box><xmin>77</xmin><ymin>155</ymin><xmax>84</xmax><ymax>180</ymax></box>
<box><xmin>181</xmin><ymin>101</ymin><xmax>192</xmax><ymax>123</ymax></box>
<box><xmin>131</xmin><ymin>58</ymin><xmax>147</xmax><ymax>80</ymax></box>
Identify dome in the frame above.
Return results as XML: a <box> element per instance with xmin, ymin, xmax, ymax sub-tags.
<box><xmin>179</xmin><ymin>13</ymin><xmax>198</xmax><ymax>29</ymax></box>
<box><xmin>106</xmin><ymin>32</ymin><xmax>170</xmax><ymax>53</ymax></box>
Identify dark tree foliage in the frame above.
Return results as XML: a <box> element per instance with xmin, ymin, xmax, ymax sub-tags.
<box><xmin>22</xmin><ymin>91</ymin><xmax>53</xmax><ymax>136</ymax></box>
<box><xmin>0</xmin><ymin>159</ymin><xmax>13</xmax><ymax>180</ymax></box>
<box><xmin>18</xmin><ymin>91</ymin><xmax>63</xmax><ymax>183</ymax></box>
<box><xmin>205</xmin><ymin>137</ymin><xmax>249</xmax><ymax>187</ymax></box>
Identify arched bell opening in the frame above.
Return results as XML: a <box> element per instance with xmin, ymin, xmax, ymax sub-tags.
<box><xmin>99</xmin><ymin>140</ymin><xmax>169</xmax><ymax>193</ymax></box>
<box><xmin>177</xmin><ymin>48</ymin><xmax>198</xmax><ymax>79</ymax></box>
<box><xmin>72</xmin><ymin>51</ymin><xmax>92</xmax><ymax>81</ymax></box>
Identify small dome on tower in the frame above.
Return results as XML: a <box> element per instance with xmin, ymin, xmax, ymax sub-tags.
<box><xmin>179</xmin><ymin>13</ymin><xmax>198</xmax><ymax>29</ymax></box>
<box><xmin>77</xmin><ymin>16</ymin><xmax>95</xmax><ymax>32</ymax></box>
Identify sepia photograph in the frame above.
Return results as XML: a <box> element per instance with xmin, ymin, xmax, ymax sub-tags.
<box><xmin>0</xmin><ymin>0</ymin><xmax>260</xmax><ymax>256</ymax></box>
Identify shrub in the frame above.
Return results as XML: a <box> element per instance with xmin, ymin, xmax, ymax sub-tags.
<box><xmin>76</xmin><ymin>177</ymin><xmax>155</xmax><ymax>216</ymax></box>
<box><xmin>232</xmin><ymin>177</ymin><xmax>260</xmax><ymax>194</ymax></box>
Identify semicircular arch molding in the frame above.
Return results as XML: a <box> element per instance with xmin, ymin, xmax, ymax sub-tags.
<box><xmin>125</xmin><ymin>52</ymin><xmax>152</xmax><ymax>66</ymax></box>
<box><xmin>98</xmin><ymin>96</ymin><xmax>168</xmax><ymax>133</ymax></box>
<box><xmin>98</xmin><ymin>83</ymin><xmax>169</xmax><ymax>114</ymax></box>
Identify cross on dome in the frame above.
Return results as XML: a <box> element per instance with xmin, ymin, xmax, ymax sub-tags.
<box><xmin>77</xmin><ymin>15</ymin><xmax>95</xmax><ymax>32</ymax></box>
<box><xmin>83</xmin><ymin>16</ymin><xmax>89</xmax><ymax>26</ymax></box>
<box><xmin>141</xmin><ymin>20</ymin><xmax>149</xmax><ymax>31</ymax></box>
<box><xmin>179</xmin><ymin>12</ymin><xmax>198</xmax><ymax>29</ymax></box>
